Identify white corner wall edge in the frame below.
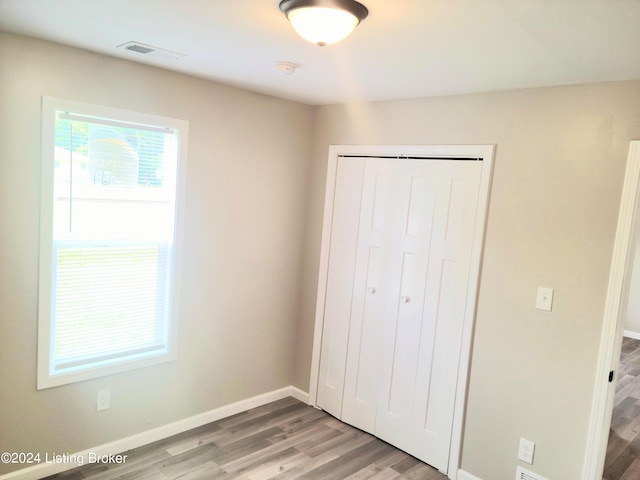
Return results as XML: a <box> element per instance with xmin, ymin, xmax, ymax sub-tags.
<box><xmin>0</xmin><ymin>386</ymin><xmax>310</xmax><ymax>480</ymax></box>
<box><xmin>457</xmin><ymin>470</ymin><xmax>483</xmax><ymax>480</ymax></box>
<box><xmin>623</xmin><ymin>329</ymin><xmax>640</xmax><ymax>340</ymax></box>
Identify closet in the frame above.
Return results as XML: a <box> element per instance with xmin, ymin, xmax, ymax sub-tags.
<box><xmin>312</xmin><ymin>146</ymin><xmax>492</xmax><ymax>473</ymax></box>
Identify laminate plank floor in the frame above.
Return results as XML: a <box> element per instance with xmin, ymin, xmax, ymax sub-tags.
<box><xmin>44</xmin><ymin>397</ymin><xmax>448</xmax><ymax>480</ymax></box>
<box><xmin>604</xmin><ymin>337</ymin><xmax>640</xmax><ymax>480</ymax></box>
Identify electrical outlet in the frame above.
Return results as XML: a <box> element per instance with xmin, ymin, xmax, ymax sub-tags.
<box><xmin>97</xmin><ymin>388</ymin><xmax>111</xmax><ymax>411</ymax></box>
<box><xmin>518</xmin><ymin>438</ymin><xmax>535</xmax><ymax>464</ymax></box>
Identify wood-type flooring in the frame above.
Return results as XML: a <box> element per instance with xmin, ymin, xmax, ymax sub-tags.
<box><xmin>604</xmin><ymin>337</ymin><xmax>640</xmax><ymax>479</ymax></box>
<box><xmin>44</xmin><ymin>397</ymin><xmax>447</xmax><ymax>480</ymax></box>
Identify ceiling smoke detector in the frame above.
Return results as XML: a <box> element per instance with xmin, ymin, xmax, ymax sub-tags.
<box><xmin>117</xmin><ymin>41</ymin><xmax>186</xmax><ymax>60</ymax></box>
<box><xmin>274</xmin><ymin>62</ymin><xmax>299</xmax><ymax>75</ymax></box>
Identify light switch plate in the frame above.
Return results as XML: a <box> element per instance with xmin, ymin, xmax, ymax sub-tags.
<box><xmin>536</xmin><ymin>287</ymin><xmax>554</xmax><ymax>312</ymax></box>
<box><xmin>97</xmin><ymin>388</ymin><xmax>111</xmax><ymax>411</ymax></box>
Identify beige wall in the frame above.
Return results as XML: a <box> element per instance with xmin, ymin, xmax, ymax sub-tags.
<box><xmin>0</xmin><ymin>33</ymin><xmax>312</xmax><ymax>475</ymax></box>
<box><xmin>295</xmin><ymin>83</ymin><xmax>640</xmax><ymax>479</ymax></box>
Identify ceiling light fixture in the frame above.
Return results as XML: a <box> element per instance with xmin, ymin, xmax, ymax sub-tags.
<box><xmin>279</xmin><ymin>0</ymin><xmax>368</xmax><ymax>47</ymax></box>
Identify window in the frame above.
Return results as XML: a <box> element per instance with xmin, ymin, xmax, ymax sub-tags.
<box><xmin>38</xmin><ymin>97</ymin><xmax>188</xmax><ymax>389</ymax></box>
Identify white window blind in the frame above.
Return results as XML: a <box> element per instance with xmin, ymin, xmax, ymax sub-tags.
<box><xmin>38</xmin><ymin>97</ymin><xmax>187</xmax><ymax>389</ymax></box>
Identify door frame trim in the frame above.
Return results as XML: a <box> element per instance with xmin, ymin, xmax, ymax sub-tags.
<box><xmin>308</xmin><ymin>144</ymin><xmax>495</xmax><ymax>479</ymax></box>
<box><xmin>583</xmin><ymin>141</ymin><xmax>640</xmax><ymax>479</ymax></box>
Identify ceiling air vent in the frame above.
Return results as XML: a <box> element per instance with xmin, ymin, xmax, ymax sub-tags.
<box><xmin>117</xmin><ymin>42</ymin><xmax>186</xmax><ymax>60</ymax></box>
<box><xmin>125</xmin><ymin>43</ymin><xmax>155</xmax><ymax>54</ymax></box>
<box><xmin>516</xmin><ymin>466</ymin><xmax>548</xmax><ymax>480</ymax></box>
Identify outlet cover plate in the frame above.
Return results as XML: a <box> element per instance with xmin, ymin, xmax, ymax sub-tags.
<box><xmin>518</xmin><ymin>438</ymin><xmax>535</xmax><ymax>464</ymax></box>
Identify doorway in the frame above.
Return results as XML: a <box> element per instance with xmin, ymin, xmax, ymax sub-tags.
<box><xmin>602</xmin><ymin>198</ymin><xmax>640</xmax><ymax>478</ymax></box>
<box><xmin>583</xmin><ymin>141</ymin><xmax>640</xmax><ymax>479</ymax></box>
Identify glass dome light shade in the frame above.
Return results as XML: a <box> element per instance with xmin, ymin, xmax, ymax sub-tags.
<box><xmin>287</xmin><ymin>6</ymin><xmax>360</xmax><ymax>46</ymax></box>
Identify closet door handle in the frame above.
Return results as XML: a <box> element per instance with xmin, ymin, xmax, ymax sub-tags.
<box><xmin>401</xmin><ymin>296</ymin><xmax>410</xmax><ymax>303</ymax></box>
<box><xmin>367</xmin><ymin>287</ymin><xmax>376</xmax><ymax>295</ymax></box>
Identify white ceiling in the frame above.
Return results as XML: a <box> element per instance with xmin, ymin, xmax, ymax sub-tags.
<box><xmin>1</xmin><ymin>0</ymin><xmax>640</xmax><ymax>105</ymax></box>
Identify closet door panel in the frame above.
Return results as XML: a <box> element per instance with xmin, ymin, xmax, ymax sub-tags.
<box><xmin>342</xmin><ymin>160</ymin><xmax>394</xmax><ymax>432</ymax></box>
<box><xmin>316</xmin><ymin>157</ymin><xmax>366</xmax><ymax>418</ymax></box>
<box><xmin>375</xmin><ymin>161</ymin><xmax>437</xmax><ymax>452</ymax></box>
<box><xmin>413</xmin><ymin>166</ymin><xmax>482</xmax><ymax>468</ymax></box>
<box><xmin>375</xmin><ymin>160</ymin><xmax>482</xmax><ymax>472</ymax></box>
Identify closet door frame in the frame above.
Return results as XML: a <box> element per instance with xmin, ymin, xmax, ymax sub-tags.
<box><xmin>309</xmin><ymin>144</ymin><xmax>495</xmax><ymax>479</ymax></box>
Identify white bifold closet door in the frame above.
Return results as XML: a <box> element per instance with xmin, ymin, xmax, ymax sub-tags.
<box><xmin>316</xmin><ymin>156</ymin><xmax>482</xmax><ymax>473</ymax></box>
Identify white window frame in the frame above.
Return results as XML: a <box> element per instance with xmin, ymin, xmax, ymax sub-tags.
<box><xmin>37</xmin><ymin>97</ymin><xmax>188</xmax><ymax>389</ymax></box>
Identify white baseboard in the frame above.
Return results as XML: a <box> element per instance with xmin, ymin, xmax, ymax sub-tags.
<box><xmin>624</xmin><ymin>330</ymin><xmax>640</xmax><ymax>340</ymax></box>
<box><xmin>289</xmin><ymin>385</ymin><xmax>309</xmax><ymax>404</ymax></box>
<box><xmin>457</xmin><ymin>469</ymin><xmax>483</xmax><ymax>480</ymax></box>
<box><xmin>0</xmin><ymin>386</ymin><xmax>309</xmax><ymax>480</ymax></box>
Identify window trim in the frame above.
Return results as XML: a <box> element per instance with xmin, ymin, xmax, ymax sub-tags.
<box><xmin>38</xmin><ymin>96</ymin><xmax>188</xmax><ymax>389</ymax></box>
